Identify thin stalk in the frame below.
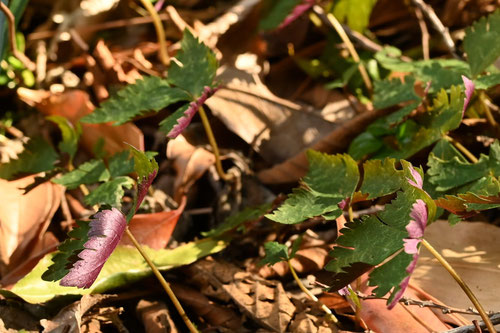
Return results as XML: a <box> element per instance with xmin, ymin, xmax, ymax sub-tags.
<box><xmin>444</xmin><ymin>135</ymin><xmax>478</xmax><ymax>163</ymax></box>
<box><xmin>421</xmin><ymin>239</ymin><xmax>496</xmax><ymax>333</ymax></box>
<box><xmin>0</xmin><ymin>2</ymin><xmax>35</xmax><ymax>71</ymax></box>
<box><xmin>136</xmin><ymin>0</ymin><xmax>170</xmax><ymax>66</ymax></box>
<box><xmin>479</xmin><ymin>92</ymin><xmax>500</xmax><ymax>133</ymax></box>
<box><xmin>348</xmin><ymin>206</ymin><xmax>354</xmax><ymax>222</ymax></box>
<box><xmin>198</xmin><ymin>106</ymin><xmax>233</xmax><ymax>181</ymax></box>
<box><xmin>125</xmin><ymin>227</ymin><xmax>199</xmax><ymax>333</ymax></box>
<box><xmin>287</xmin><ymin>260</ymin><xmax>340</xmax><ymax>326</ymax></box>
<box><xmin>313</xmin><ymin>6</ymin><xmax>372</xmax><ymax>96</ymax></box>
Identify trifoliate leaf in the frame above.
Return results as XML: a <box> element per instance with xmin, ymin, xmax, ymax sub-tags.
<box><xmin>84</xmin><ymin>176</ymin><xmax>134</xmax><ymax>207</ymax></box>
<box><xmin>260</xmin><ymin>242</ymin><xmax>289</xmax><ymax>266</ymax></box>
<box><xmin>108</xmin><ymin>150</ymin><xmax>134</xmax><ymax>178</ymax></box>
<box><xmin>360</xmin><ymin>158</ymin><xmax>404</xmax><ymax>199</ymax></box>
<box><xmin>42</xmin><ymin>220</ymin><xmax>91</xmax><ymax>282</ymax></box>
<box><xmin>161</xmin><ymin>86</ymin><xmax>219</xmax><ymax>138</ymax></box>
<box><xmin>47</xmin><ymin>115</ymin><xmax>81</xmax><ymax>161</ymax></box>
<box><xmin>373</xmin><ymin>76</ymin><xmax>420</xmax><ymax>109</ymax></box>
<box><xmin>168</xmin><ymin>29</ymin><xmax>218</xmax><ymax>97</ymax></box>
<box><xmin>52</xmin><ymin>159</ymin><xmax>110</xmax><ymax>189</ymax></box>
<box><xmin>463</xmin><ymin>10</ymin><xmax>500</xmax><ymax>76</ymax></box>
<box><xmin>267</xmin><ymin>151</ymin><xmax>359</xmax><ymax>224</ymax></box>
<box><xmin>259</xmin><ymin>0</ymin><xmax>301</xmax><ymax>30</ymax></box>
<box><xmin>0</xmin><ymin>137</ymin><xmax>58</xmax><ymax>179</ymax></box>
<box><xmin>202</xmin><ymin>203</ymin><xmax>271</xmax><ymax>237</ymax></box>
<box><xmin>332</xmin><ymin>0</ymin><xmax>377</xmax><ymax>32</ymax></box>
<box><xmin>60</xmin><ymin>208</ymin><xmax>127</xmax><ymax>288</ymax></box>
<box><xmin>82</xmin><ymin>76</ymin><xmax>190</xmax><ymax>125</ymax></box>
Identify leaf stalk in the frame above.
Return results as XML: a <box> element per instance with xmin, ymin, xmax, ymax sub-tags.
<box><xmin>421</xmin><ymin>239</ymin><xmax>496</xmax><ymax>333</ymax></box>
<box><xmin>444</xmin><ymin>135</ymin><xmax>478</xmax><ymax>163</ymax></box>
<box><xmin>136</xmin><ymin>0</ymin><xmax>170</xmax><ymax>66</ymax></box>
<box><xmin>125</xmin><ymin>227</ymin><xmax>199</xmax><ymax>333</ymax></box>
<box><xmin>287</xmin><ymin>260</ymin><xmax>340</xmax><ymax>327</ymax></box>
<box><xmin>198</xmin><ymin>105</ymin><xmax>233</xmax><ymax>181</ymax></box>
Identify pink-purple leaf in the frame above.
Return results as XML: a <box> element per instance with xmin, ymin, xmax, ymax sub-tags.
<box><xmin>164</xmin><ymin>85</ymin><xmax>220</xmax><ymax>139</ymax></box>
<box><xmin>278</xmin><ymin>0</ymin><xmax>315</xmax><ymax>29</ymax></box>
<box><xmin>387</xmin><ymin>199</ymin><xmax>428</xmax><ymax>309</ymax></box>
<box><xmin>461</xmin><ymin>75</ymin><xmax>475</xmax><ymax>117</ymax></box>
<box><xmin>60</xmin><ymin>208</ymin><xmax>127</xmax><ymax>288</ymax></box>
<box><xmin>406</xmin><ymin>166</ymin><xmax>423</xmax><ymax>189</ymax></box>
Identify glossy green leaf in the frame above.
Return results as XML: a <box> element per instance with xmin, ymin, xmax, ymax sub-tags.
<box><xmin>0</xmin><ymin>137</ymin><xmax>58</xmax><ymax>179</ymax></box>
<box><xmin>360</xmin><ymin>158</ymin><xmax>404</xmax><ymax>199</ymax></box>
<box><xmin>3</xmin><ymin>237</ymin><xmax>228</xmax><ymax>303</ymax></box>
<box><xmin>84</xmin><ymin>176</ymin><xmax>134</xmax><ymax>207</ymax></box>
<box><xmin>463</xmin><ymin>10</ymin><xmax>500</xmax><ymax>76</ymax></box>
<box><xmin>108</xmin><ymin>151</ymin><xmax>134</xmax><ymax>178</ymax></box>
<box><xmin>52</xmin><ymin>159</ymin><xmax>110</xmax><ymax>189</ymax></box>
<box><xmin>82</xmin><ymin>76</ymin><xmax>190</xmax><ymax>125</ymax></box>
<box><xmin>167</xmin><ymin>29</ymin><xmax>218</xmax><ymax>97</ymax></box>
<box><xmin>373</xmin><ymin>76</ymin><xmax>420</xmax><ymax>109</ymax></box>
<box><xmin>128</xmin><ymin>145</ymin><xmax>158</xmax><ymax>181</ymax></box>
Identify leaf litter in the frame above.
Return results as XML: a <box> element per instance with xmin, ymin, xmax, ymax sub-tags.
<box><xmin>1</xmin><ymin>0</ymin><xmax>500</xmax><ymax>332</ymax></box>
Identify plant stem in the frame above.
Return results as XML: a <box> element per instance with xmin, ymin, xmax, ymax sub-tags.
<box><xmin>444</xmin><ymin>135</ymin><xmax>478</xmax><ymax>163</ymax></box>
<box><xmin>312</xmin><ymin>5</ymin><xmax>373</xmax><ymax>96</ymax></box>
<box><xmin>479</xmin><ymin>92</ymin><xmax>500</xmax><ymax>134</ymax></box>
<box><xmin>198</xmin><ymin>106</ymin><xmax>233</xmax><ymax>181</ymax></box>
<box><xmin>136</xmin><ymin>0</ymin><xmax>170</xmax><ymax>66</ymax></box>
<box><xmin>421</xmin><ymin>239</ymin><xmax>496</xmax><ymax>333</ymax></box>
<box><xmin>287</xmin><ymin>260</ymin><xmax>340</xmax><ymax>326</ymax></box>
<box><xmin>125</xmin><ymin>227</ymin><xmax>199</xmax><ymax>333</ymax></box>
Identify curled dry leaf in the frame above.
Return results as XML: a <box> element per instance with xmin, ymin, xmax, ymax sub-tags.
<box><xmin>120</xmin><ymin>196</ymin><xmax>186</xmax><ymax>249</ymax></box>
<box><xmin>166</xmin><ymin>135</ymin><xmax>216</xmax><ymax>202</ymax></box>
<box><xmin>17</xmin><ymin>89</ymin><xmax>144</xmax><ymax>154</ymax></box>
<box><xmin>0</xmin><ymin>175</ymin><xmax>62</xmax><ymax>275</ymax></box>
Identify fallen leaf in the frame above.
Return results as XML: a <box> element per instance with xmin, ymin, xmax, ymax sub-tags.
<box><xmin>166</xmin><ymin>135</ymin><xmax>215</xmax><ymax>202</ymax></box>
<box><xmin>0</xmin><ymin>175</ymin><xmax>62</xmax><ymax>275</ymax></box>
<box><xmin>187</xmin><ymin>258</ymin><xmax>296</xmax><ymax>332</ymax></box>
<box><xmin>40</xmin><ymin>294</ymin><xmax>113</xmax><ymax>333</ymax></box>
<box><xmin>17</xmin><ymin>89</ymin><xmax>144</xmax><ymax>154</ymax></box>
<box><xmin>205</xmin><ymin>67</ymin><xmax>345</xmax><ymax>165</ymax></box>
<box><xmin>120</xmin><ymin>196</ymin><xmax>186</xmax><ymax>249</ymax></box>
<box><xmin>257</xmin><ymin>107</ymin><xmax>390</xmax><ymax>184</ymax></box>
<box><xmin>412</xmin><ymin>220</ymin><xmax>500</xmax><ymax>318</ymax></box>
<box><xmin>136</xmin><ymin>299</ymin><xmax>178</xmax><ymax>333</ymax></box>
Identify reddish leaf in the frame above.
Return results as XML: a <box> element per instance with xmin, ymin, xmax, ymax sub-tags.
<box><xmin>461</xmin><ymin>75</ymin><xmax>475</xmax><ymax>117</ymax></box>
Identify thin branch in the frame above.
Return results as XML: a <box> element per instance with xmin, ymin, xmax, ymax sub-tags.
<box><xmin>443</xmin><ymin>314</ymin><xmax>500</xmax><ymax>333</ymax></box>
<box><xmin>414</xmin><ymin>6</ymin><xmax>430</xmax><ymax>60</ymax></box>
<box><xmin>410</xmin><ymin>0</ymin><xmax>459</xmax><ymax>59</ymax></box>
<box><xmin>444</xmin><ymin>135</ymin><xmax>479</xmax><ymax>163</ymax></box>
<box><xmin>0</xmin><ymin>2</ymin><xmax>36</xmax><ymax>71</ymax></box>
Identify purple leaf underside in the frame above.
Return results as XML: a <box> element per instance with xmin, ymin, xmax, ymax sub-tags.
<box><xmin>60</xmin><ymin>208</ymin><xmax>127</xmax><ymax>288</ymax></box>
<box><xmin>278</xmin><ymin>0</ymin><xmax>315</xmax><ymax>29</ymax></box>
<box><xmin>167</xmin><ymin>86</ymin><xmax>220</xmax><ymax>139</ymax></box>
<box><xmin>136</xmin><ymin>169</ymin><xmax>158</xmax><ymax>212</ymax></box>
<box><xmin>461</xmin><ymin>75</ymin><xmax>475</xmax><ymax>117</ymax></box>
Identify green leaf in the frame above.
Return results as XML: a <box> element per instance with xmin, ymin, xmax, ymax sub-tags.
<box><xmin>202</xmin><ymin>203</ymin><xmax>271</xmax><ymax>237</ymax></box>
<box><xmin>369</xmin><ymin>250</ymin><xmax>413</xmax><ymax>301</ymax></box>
<box><xmin>430</xmin><ymin>138</ymin><xmax>467</xmax><ymax>162</ymax></box>
<box><xmin>360</xmin><ymin>158</ymin><xmax>404</xmax><ymax>199</ymax></box>
<box><xmin>260</xmin><ymin>242</ymin><xmax>289</xmax><ymax>266</ymax></box>
<box><xmin>108</xmin><ymin>151</ymin><xmax>134</xmax><ymax>178</ymax></box>
<box><xmin>266</xmin><ymin>188</ymin><xmax>342</xmax><ymax>224</ymax></box>
<box><xmin>84</xmin><ymin>176</ymin><xmax>134</xmax><ymax>207</ymax></box>
<box><xmin>304</xmin><ymin>150</ymin><xmax>359</xmax><ymax>198</ymax></box>
<box><xmin>128</xmin><ymin>145</ymin><xmax>158</xmax><ymax>181</ymax></box>
<box><xmin>373</xmin><ymin>76</ymin><xmax>420</xmax><ymax>109</ymax></box>
<box><xmin>332</xmin><ymin>0</ymin><xmax>377</xmax><ymax>32</ymax></box>
<box><xmin>47</xmin><ymin>115</ymin><xmax>81</xmax><ymax>161</ymax></box>
<box><xmin>52</xmin><ymin>159</ymin><xmax>110</xmax><ymax>189</ymax></box>
<box><xmin>463</xmin><ymin>10</ymin><xmax>500</xmax><ymax>76</ymax></box>
<box><xmin>167</xmin><ymin>29</ymin><xmax>218</xmax><ymax>97</ymax></box>
<box><xmin>267</xmin><ymin>151</ymin><xmax>359</xmax><ymax>224</ymax></box>
<box><xmin>81</xmin><ymin>76</ymin><xmax>190</xmax><ymax>125</ymax></box>
<box><xmin>42</xmin><ymin>220</ymin><xmax>91</xmax><ymax>282</ymax></box>
<box><xmin>3</xmin><ymin>237</ymin><xmax>228</xmax><ymax>303</ymax></box>
<box><xmin>290</xmin><ymin>234</ymin><xmax>303</xmax><ymax>259</ymax></box>
<box><xmin>0</xmin><ymin>137</ymin><xmax>58</xmax><ymax>179</ymax></box>
<box><xmin>259</xmin><ymin>0</ymin><xmax>301</xmax><ymax>30</ymax></box>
